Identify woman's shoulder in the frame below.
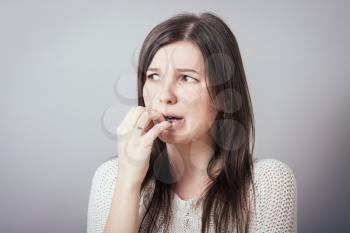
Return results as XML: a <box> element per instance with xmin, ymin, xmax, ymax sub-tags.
<box><xmin>93</xmin><ymin>157</ymin><xmax>297</xmax><ymax>184</ymax></box>
<box><xmin>90</xmin><ymin>156</ymin><xmax>119</xmax><ymax>185</ymax></box>
<box><xmin>92</xmin><ymin>157</ymin><xmax>297</xmax><ymax>192</ymax></box>
<box><xmin>91</xmin><ymin>156</ymin><xmax>154</xmax><ymax>192</ymax></box>
<box><xmin>91</xmin><ymin>156</ymin><xmax>154</xmax><ymax>214</ymax></box>
<box><xmin>250</xmin><ymin>158</ymin><xmax>298</xmax><ymax>231</ymax></box>
<box><xmin>95</xmin><ymin>156</ymin><xmax>119</xmax><ymax>172</ymax></box>
<box><xmin>253</xmin><ymin>157</ymin><xmax>296</xmax><ymax>177</ymax></box>
<box><xmin>252</xmin><ymin>157</ymin><xmax>297</xmax><ymax>200</ymax></box>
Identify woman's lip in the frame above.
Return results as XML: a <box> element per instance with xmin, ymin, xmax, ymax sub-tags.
<box><xmin>162</xmin><ymin>113</ymin><xmax>183</xmax><ymax>119</ymax></box>
<box><xmin>166</xmin><ymin>118</ymin><xmax>185</xmax><ymax>130</ymax></box>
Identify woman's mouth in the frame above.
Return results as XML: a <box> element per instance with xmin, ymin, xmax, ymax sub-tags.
<box><xmin>164</xmin><ymin>116</ymin><xmax>185</xmax><ymax>130</ymax></box>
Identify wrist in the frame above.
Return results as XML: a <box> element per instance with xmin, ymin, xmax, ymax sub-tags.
<box><xmin>115</xmin><ymin>176</ymin><xmax>141</xmax><ymax>194</ymax></box>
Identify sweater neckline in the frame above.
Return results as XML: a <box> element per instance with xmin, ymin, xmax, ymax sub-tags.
<box><xmin>148</xmin><ymin>178</ymin><xmax>204</xmax><ymax>206</ymax></box>
<box><xmin>170</xmin><ymin>189</ymin><xmax>205</xmax><ymax>215</ymax></box>
<box><xmin>171</xmin><ymin>189</ymin><xmax>199</xmax><ymax>203</ymax></box>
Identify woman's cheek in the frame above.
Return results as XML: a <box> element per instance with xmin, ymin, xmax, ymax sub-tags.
<box><xmin>181</xmin><ymin>89</ymin><xmax>202</xmax><ymax>108</ymax></box>
<box><xmin>143</xmin><ymin>85</ymin><xmax>152</xmax><ymax>106</ymax></box>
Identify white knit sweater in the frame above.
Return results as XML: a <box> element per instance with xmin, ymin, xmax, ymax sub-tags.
<box><xmin>87</xmin><ymin>157</ymin><xmax>297</xmax><ymax>233</ymax></box>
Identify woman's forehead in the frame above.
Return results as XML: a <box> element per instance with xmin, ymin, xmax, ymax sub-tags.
<box><xmin>148</xmin><ymin>41</ymin><xmax>204</xmax><ymax>73</ymax></box>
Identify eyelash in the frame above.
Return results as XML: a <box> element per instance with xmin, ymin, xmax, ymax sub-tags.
<box><xmin>146</xmin><ymin>73</ymin><xmax>198</xmax><ymax>82</ymax></box>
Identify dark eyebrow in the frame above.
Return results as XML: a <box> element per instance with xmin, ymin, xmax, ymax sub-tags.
<box><xmin>147</xmin><ymin>67</ymin><xmax>160</xmax><ymax>72</ymax></box>
<box><xmin>176</xmin><ymin>68</ymin><xmax>199</xmax><ymax>74</ymax></box>
<box><xmin>147</xmin><ymin>67</ymin><xmax>200</xmax><ymax>74</ymax></box>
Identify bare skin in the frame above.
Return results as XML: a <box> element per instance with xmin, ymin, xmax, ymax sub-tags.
<box><xmin>104</xmin><ymin>106</ymin><xmax>172</xmax><ymax>233</ymax></box>
<box><xmin>143</xmin><ymin>40</ymin><xmax>220</xmax><ymax>200</ymax></box>
<box><xmin>104</xmin><ymin>41</ymin><xmax>221</xmax><ymax>233</ymax></box>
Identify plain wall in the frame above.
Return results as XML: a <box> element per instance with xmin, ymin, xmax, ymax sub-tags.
<box><xmin>1</xmin><ymin>0</ymin><xmax>349</xmax><ymax>232</ymax></box>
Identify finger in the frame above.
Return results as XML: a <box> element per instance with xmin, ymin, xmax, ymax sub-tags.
<box><xmin>132</xmin><ymin>106</ymin><xmax>149</xmax><ymax>129</ymax></box>
<box><xmin>117</xmin><ymin>106</ymin><xmax>144</xmax><ymax>141</ymax></box>
<box><xmin>148</xmin><ymin>108</ymin><xmax>167</xmax><ymax>124</ymax></box>
<box><xmin>142</xmin><ymin>120</ymin><xmax>172</xmax><ymax>146</ymax></box>
<box><xmin>135</xmin><ymin>110</ymin><xmax>150</xmax><ymax>130</ymax></box>
<box><xmin>118</xmin><ymin>106</ymin><xmax>137</xmax><ymax>131</ymax></box>
<box><xmin>139</xmin><ymin>109</ymin><xmax>167</xmax><ymax>133</ymax></box>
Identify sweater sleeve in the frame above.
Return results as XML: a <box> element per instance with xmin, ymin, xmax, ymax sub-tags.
<box><xmin>252</xmin><ymin>158</ymin><xmax>297</xmax><ymax>233</ymax></box>
<box><xmin>86</xmin><ymin>158</ymin><xmax>119</xmax><ymax>233</ymax></box>
<box><xmin>86</xmin><ymin>157</ymin><xmax>147</xmax><ymax>233</ymax></box>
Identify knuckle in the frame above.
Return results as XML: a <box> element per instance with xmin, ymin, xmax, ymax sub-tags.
<box><xmin>154</xmin><ymin>123</ymin><xmax>162</xmax><ymax>130</ymax></box>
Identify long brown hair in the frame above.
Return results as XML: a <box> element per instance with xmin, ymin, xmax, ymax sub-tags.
<box><xmin>136</xmin><ymin>12</ymin><xmax>256</xmax><ymax>233</ymax></box>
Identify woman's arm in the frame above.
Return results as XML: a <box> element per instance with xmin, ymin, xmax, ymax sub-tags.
<box><xmin>253</xmin><ymin>158</ymin><xmax>297</xmax><ymax>233</ymax></box>
<box><xmin>103</xmin><ymin>172</ymin><xmax>141</xmax><ymax>233</ymax></box>
<box><xmin>87</xmin><ymin>158</ymin><xmax>142</xmax><ymax>233</ymax></box>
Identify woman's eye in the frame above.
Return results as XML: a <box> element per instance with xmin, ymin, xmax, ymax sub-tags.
<box><xmin>182</xmin><ymin>75</ymin><xmax>197</xmax><ymax>82</ymax></box>
<box><xmin>146</xmin><ymin>73</ymin><xmax>160</xmax><ymax>81</ymax></box>
<box><xmin>146</xmin><ymin>73</ymin><xmax>198</xmax><ymax>83</ymax></box>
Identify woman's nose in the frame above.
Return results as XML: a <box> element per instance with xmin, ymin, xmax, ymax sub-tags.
<box><xmin>158</xmin><ymin>81</ymin><xmax>177</xmax><ymax>105</ymax></box>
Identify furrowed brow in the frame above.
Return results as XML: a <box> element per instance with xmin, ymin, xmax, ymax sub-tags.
<box><xmin>147</xmin><ymin>67</ymin><xmax>160</xmax><ymax>72</ymax></box>
<box><xmin>147</xmin><ymin>67</ymin><xmax>200</xmax><ymax>74</ymax></box>
<box><xmin>176</xmin><ymin>68</ymin><xmax>199</xmax><ymax>74</ymax></box>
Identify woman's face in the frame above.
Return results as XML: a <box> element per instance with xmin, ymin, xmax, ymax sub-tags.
<box><xmin>143</xmin><ymin>40</ymin><xmax>218</xmax><ymax>144</ymax></box>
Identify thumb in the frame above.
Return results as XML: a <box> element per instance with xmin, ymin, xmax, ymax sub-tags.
<box><xmin>143</xmin><ymin>120</ymin><xmax>172</xmax><ymax>146</ymax></box>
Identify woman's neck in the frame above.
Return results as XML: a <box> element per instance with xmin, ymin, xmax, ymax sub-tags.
<box><xmin>165</xmin><ymin>136</ymin><xmax>222</xmax><ymax>198</ymax></box>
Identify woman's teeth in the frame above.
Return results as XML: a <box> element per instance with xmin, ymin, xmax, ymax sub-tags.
<box><xmin>165</xmin><ymin>117</ymin><xmax>182</xmax><ymax>123</ymax></box>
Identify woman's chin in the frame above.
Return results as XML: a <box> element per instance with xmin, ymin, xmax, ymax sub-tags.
<box><xmin>158</xmin><ymin>130</ymin><xmax>192</xmax><ymax>144</ymax></box>
<box><xmin>158</xmin><ymin>131</ymin><xmax>176</xmax><ymax>143</ymax></box>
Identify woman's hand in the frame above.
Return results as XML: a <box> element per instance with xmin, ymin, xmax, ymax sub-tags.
<box><xmin>115</xmin><ymin>106</ymin><xmax>171</xmax><ymax>189</ymax></box>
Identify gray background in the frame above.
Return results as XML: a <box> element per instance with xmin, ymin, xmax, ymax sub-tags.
<box><xmin>1</xmin><ymin>0</ymin><xmax>349</xmax><ymax>232</ymax></box>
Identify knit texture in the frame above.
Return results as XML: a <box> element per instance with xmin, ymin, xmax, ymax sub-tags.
<box><xmin>87</xmin><ymin>157</ymin><xmax>297</xmax><ymax>233</ymax></box>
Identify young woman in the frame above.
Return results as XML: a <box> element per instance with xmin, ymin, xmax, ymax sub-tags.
<box><xmin>87</xmin><ymin>12</ymin><xmax>297</xmax><ymax>233</ymax></box>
